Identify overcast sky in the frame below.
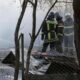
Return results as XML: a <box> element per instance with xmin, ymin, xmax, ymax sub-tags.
<box><xmin>0</xmin><ymin>0</ymin><xmax>48</xmax><ymax>49</ymax></box>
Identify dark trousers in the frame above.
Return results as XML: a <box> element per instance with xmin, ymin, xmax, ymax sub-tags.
<box><xmin>56</xmin><ymin>36</ymin><xmax>63</xmax><ymax>53</ymax></box>
<box><xmin>42</xmin><ymin>42</ymin><xmax>55</xmax><ymax>52</ymax></box>
<box><xmin>56</xmin><ymin>41</ymin><xmax>63</xmax><ymax>53</ymax></box>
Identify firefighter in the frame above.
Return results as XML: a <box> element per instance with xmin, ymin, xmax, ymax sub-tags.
<box><xmin>64</xmin><ymin>13</ymin><xmax>74</xmax><ymax>55</ymax></box>
<box><xmin>41</xmin><ymin>12</ymin><xmax>58</xmax><ymax>52</ymax></box>
<box><xmin>55</xmin><ymin>12</ymin><xmax>64</xmax><ymax>53</ymax></box>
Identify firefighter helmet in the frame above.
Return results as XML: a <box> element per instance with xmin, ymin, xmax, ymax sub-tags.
<box><xmin>47</xmin><ymin>12</ymin><xmax>55</xmax><ymax>20</ymax></box>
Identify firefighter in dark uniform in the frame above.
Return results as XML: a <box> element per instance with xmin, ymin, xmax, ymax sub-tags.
<box><xmin>41</xmin><ymin>12</ymin><xmax>58</xmax><ymax>52</ymax></box>
<box><xmin>55</xmin><ymin>12</ymin><xmax>64</xmax><ymax>53</ymax></box>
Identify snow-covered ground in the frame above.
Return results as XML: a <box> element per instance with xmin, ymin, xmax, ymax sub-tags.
<box><xmin>0</xmin><ymin>48</ymin><xmax>78</xmax><ymax>80</ymax></box>
<box><xmin>0</xmin><ymin>61</ymin><xmax>22</xmax><ymax>80</ymax></box>
<box><xmin>0</xmin><ymin>48</ymin><xmax>50</xmax><ymax>80</ymax></box>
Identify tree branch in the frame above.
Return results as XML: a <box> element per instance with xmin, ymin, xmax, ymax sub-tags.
<box><xmin>29</xmin><ymin>33</ymin><xmax>32</xmax><ymax>38</ymax></box>
<box><xmin>28</xmin><ymin>0</ymin><xmax>34</xmax><ymax>6</ymax></box>
<box><xmin>35</xmin><ymin>0</ymin><xmax>58</xmax><ymax>38</ymax></box>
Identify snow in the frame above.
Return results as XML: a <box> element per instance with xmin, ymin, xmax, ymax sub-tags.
<box><xmin>0</xmin><ymin>61</ymin><xmax>22</xmax><ymax>80</ymax></box>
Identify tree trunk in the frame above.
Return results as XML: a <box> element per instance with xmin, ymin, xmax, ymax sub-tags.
<box><xmin>73</xmin><ymin>0</ymin><xmax>80</xmax><ymax>79</ymax></box>
<box><xmin>73</xmin><ymin>0</ymin><xmax>80</xmax><ymax>68</ymax></box>
<box><xmin>14</xmin><ymin>0</ymin><xmax>29</xmax><ymax>80</ymax></box>
<box><xmin>25</xmin><ymin>0</ymin><xmax>37</xmax><ymax>80</ymax></box>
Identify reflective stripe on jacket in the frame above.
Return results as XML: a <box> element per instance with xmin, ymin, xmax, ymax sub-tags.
<box><xmin>41</xmin><ymin>19</ymin><xmax>58</xmax><ymax>42</ymax></box>
<box><xmin>64</xmin><ymin>25</ymin><xmax>74</xmax><ymax>36</ymax></box>
<box><xmin>46</xmin><ymin>20</ymin><xmax>57</xmax><ymax>40</ymax></box>
<box><xmin>64</xmin><ymin>18</ymin><xmax>74</xmax><ymax>36</ymax></box>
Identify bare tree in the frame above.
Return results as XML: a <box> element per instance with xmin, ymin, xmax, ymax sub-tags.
<box><xmin>14</xmin><ymin>0</ymin><xmax>29</xmax><ymax>80</ymax></box>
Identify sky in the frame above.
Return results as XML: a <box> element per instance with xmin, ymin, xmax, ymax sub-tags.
<box><xmin>0</xmin><ymin>0</ymin><xmax>21</xmax><ymax>48</ymax></box>
<box><xmin>0</xmin><ymin>0</ymin><xmax>47</xmax><ymax>49</ymax></box>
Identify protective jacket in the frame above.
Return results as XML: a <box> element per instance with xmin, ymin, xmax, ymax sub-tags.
<box><xmin>41</xmin><ymin>19</ymin><xmax>58</xmax><ymax>43</ymax></box>
<box><xmin>64</xmin><ymin>17</ymin><xmax>74</xmax><ymax>36</ymax></box>
<box><xmin>64</xmin><ymin>16</ymin><xmax>74</xmax><ymax>54</ymax></box>
<box><xmin>57</xmin><ymin>18</ymin><xmax>64</xmax><ymax>38</ymax></box>
<box><xmin>55</xmin><ymin>16</ymin><xmax>64</xmax><ymax>53</ymax></box>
